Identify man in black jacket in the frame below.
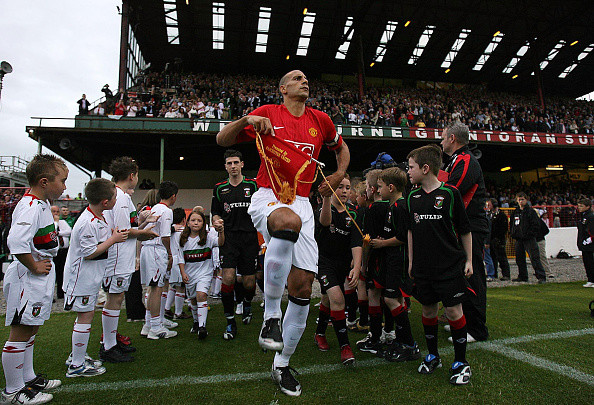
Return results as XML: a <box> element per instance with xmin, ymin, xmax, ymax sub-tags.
<box><xmin>77</xmin><ymin>94</ymin><xmax>90</xmax><ymax>115</ymax></box>
<box><xmin>510</xmin><ymin>192</ymin><xmax>546</xmax><ymax>283</ymax></box>
<box><xmin>441</xmin><ymin>121</ymin><xmax>489</xmax><ymax>341</ymax></box>
<box><xmin>489</xmin><ymin>199</ymin><xmax>511</xmax><ymax>280</ymax></box>
<box><xmin>577</xmin><ymin>198</ymin><xmax>594</xmax><ymax>287</ymax></box>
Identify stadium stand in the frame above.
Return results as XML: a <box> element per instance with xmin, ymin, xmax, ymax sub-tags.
<box><xmin>91</xmin><ymin>71</ymin><xmax>594</xmax><ymax>136</ymax></box>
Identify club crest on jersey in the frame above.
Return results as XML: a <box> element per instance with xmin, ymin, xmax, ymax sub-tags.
<box><xmin>434</xmin><ymin>196</ymin><xmax>444</xmax><ymax>209</ymax></box>
<box><xmin>31</xmin><ymin>302</ymin><xmax>43</xmax><ymax>317</ymax></box>
<box><xmin>244</xmin><ymin>188</ymin><xmax>251</xmax><ymax>197</ymax></box>
<box><xmin>387</xmin><ymin>211</ymin><xmax>392</xmax><ymax>222</ymax></box>
<box><xmin>308</xmin><ymin>127</ymin><xmax>318</xmax><ymax>137</ymax></box>
<box><xmin>50</xmin><ymin>231</ymin><xmax>58</xmax><ymax>242</ymax></box>
<box><xmin>414</xmin><ymin>213</ymin><xmax>420</xmax><ymax>224</ymax></box>
<box><xmin>224</xmin><ymin>202</ymin><xmax>231</xmax><ymax>213</ymax></box>
<box><xmin>116</xmin><ymin>277</ymin><xmax>124</xmax><ymax>287</ymax></box>
<box><xmin>320</xmin><ymin>274</ymin><xmax>329</xmax><ymax>287</ymax></box>
<box><xmin>345</xmin><ymin>216</ymin><xmax>352</xmax><ymax>228</ymax></box>
<box><xmin>82</xmin><ymin>296</ymin><xmax>89</xmax><ymax>306</ymax></box>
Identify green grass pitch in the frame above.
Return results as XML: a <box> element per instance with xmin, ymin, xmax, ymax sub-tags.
<box><xmin>2</xmin><ymin>282</ymin><xmax>593</xmax><ymax>404</ymax></box>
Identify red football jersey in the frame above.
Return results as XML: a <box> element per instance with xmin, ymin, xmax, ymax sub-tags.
<box><xmin>237</xmin><ymin>104</ymin><xmax>343</xmax><ymax>197</ymax></box>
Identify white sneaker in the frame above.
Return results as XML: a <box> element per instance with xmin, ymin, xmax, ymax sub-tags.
<box><xmin>447</xmin><ymin>333</ymin><xmax>477</xmax><ymax>343</ymax></box>
<box><xmin>141</xmin><ymin>323</ymin><xmax>150</xmax><ymax>336</ymax></box>
<box><xmin>583</xmin><ymin>282</ymin><xmax>594</xmax><ymax>288</ymax></box>
<box><xmin>66</xmin><ymin>359</ymin><xmax>107</xmax><ymax>378</ymax></box>
<box><xmin>162</xmin><ymin>318</ymin><xmax>178</xmax><ymax>329</ymax></box>
<box><xmin>1</xmin><ymin>387</ymin><xmax>53</xmax><ymax>404</ymax></box>
<box><xmin>65</xmin><ymin>352</ymin><xmax>103</xmax><ymax>367</ymax></box>
<box><xmin>444</xmin><ymin>325</ymin><xmax>451</xmax><ymax>332</ymax></box>
<box><xmin>379</xmin><ymin>329</ymin><xmax>396</xmax><ymax>344</ymax></box>
<box><xmin>356</xmin><ymin>332</ymin><xmax>372</xmax><ymax>345</ymax></box>
<box><xmin>147</xmin><ymin>326</ymin><xmax>178</xmax><ymax>340</ymax></box>
<box><xmin>25</xmin><ymin>375</ymin><xmax>62</xmax><ymax>392</ymax></box>
<box><xmin>235</xmin><ymin>302</ymin><xmax>243</xmax><ymax>315</ymax></box>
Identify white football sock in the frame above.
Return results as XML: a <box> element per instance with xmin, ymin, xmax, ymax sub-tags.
<box><xmin>165</xmin><ymin>289</ymin><xmax>175</xmax><ymax>311</ymax></box>
<box><xmin>159</xmin><ymin>293</ymin><xmax>167</xmax><ymax>324</ymax></box>
<box><xmin>102</xmin><ymin>309</ymin><xmax>120</xmax><ymax>350</ymax></box>
<box><xmin>150</xmin><ymin>316</ymin><xmax>161</xmax><ymax>331</ymax></box>
<box><xmin>214</xmin><ymin>275</ymin><xmax>222</xmax><ymax>295</ymax></box>
<box><xmin>2</xmin><ymin>341</ymin><xmax>26</xmax><ymax>394</ymax></box>
<box><xmin>190</xmin><ymin>303</ymin><xmax>198</xmax><ymax>323</ymax></box>
<box><xmin>72</xmin><ymin>323</ymin><xmax>91</xmax><ymax>368</ymax></box>
<box><xmin>197</xmin><ymin>301</ymin><xmax>208</xmax><ymax>327</ymax></box>
<box><xmin>263</xmin><ymin>237</ymin><xmax>295</xmax><ymax>320</ymax></box>
<box><xmin>274</xmin><ymin>298</ymin><xmax>309</xmax><ymax>368</ymax></box>
<box><xmin>174</xmin><ymin>292</ymin><xmax>185</xmax><ymax>316</ymax></box>
<box><xmin>23</xmin><ymin>335</ymin><xmax>36</xmax><ymax>383</ymax></box>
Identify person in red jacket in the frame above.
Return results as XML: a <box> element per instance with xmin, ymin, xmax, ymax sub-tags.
<box><xmin>441</xmin><ymin>121</ymin><xmax>489</xmax><ymax>342</ymax></box>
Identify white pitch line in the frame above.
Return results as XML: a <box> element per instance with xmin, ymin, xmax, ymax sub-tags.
<box><xmin>482</xmin><ymin>343</ymin><xmax>594</xmax><ymax>386</ymax></box>
<box><xmin>58</xmin><ymin>327</ymin><xmax>594</xmax><ymax>394</ymax></box>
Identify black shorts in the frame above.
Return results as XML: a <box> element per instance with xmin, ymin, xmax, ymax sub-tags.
<box><xmin>412</xmin><ymin>275</ymin><xmax>471</xmax><ymax>307</ymax></box>
<box><xmin>367</xmin><ymin>251</ymin><xmax>411</xmax><ymax>299</ymax></box>
<box><xmin>220</xmin><ymin>231</ymin><xmax>259</xmax><ymax>276</ymax></box>
<box><xmin>317</xmin><ymin>256</ymin><xmax>350</xmax><ymax>295</ymax></box>
<box><xmin>366</xmin><ymin>251</ymin><xmax>383</xmax><ymax>290</ymax></box>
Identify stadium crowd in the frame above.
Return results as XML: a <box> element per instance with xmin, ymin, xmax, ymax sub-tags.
<box><xmin>89</xmin><ymin>71</ymin><xmax>594</xmax><ymax>135</ymax></box>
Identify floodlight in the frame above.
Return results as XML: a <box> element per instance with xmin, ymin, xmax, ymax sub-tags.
<box><xmin>0</xmin><ymin>61</ymin><xmax>12</xmax><ymax>74</ymax></box>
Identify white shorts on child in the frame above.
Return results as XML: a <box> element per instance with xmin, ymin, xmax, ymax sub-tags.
<box><xmin>247</xmin><ymin>188</ymin><xmax>318</xmax><ymax>274</ymax></box>
<box><xmin>185</xmin><ymin>272</ymin><xmax>212</xmax><ymax>299</ymax></box>
<box><xmin>102</xmin><ymin>273</ymin><xmax>132</xmax><ymax>294</ymax></box>
<box><xmin>140</xmin><ymin>245</ymin><xmax>168</xmax><ymax>287</ymax></box>
<box><xmin>4</xmin><ymin>261</ymin><xmax>55</xmax><ymax>326</ymax></box>
<box><xmin>64</xmin><ymin>294</ymin><xmax>98</xmax><ymax>312</ymax></box>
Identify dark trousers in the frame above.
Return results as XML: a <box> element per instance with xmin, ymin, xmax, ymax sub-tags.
<box><xmin>462</xmin><ymin>231</ymin><xmax>489</xmax><ymax>341</ymax></box>
<box><xmin>491</xmin><ymin>238</ymin><xmax>511</xmax><ymax>278</ymax></box>
<box><xmin>514</xmin><ymin>238</ymin><xmax>546</xmax><ymax>280</ymax></box>
<box><xmin>125</xmin><ymin>270</ymin><xmax>146</xmax><ymax>320</ymax></box>
<box><xmin>54</xmin><ymin>248</ymin><xmax>68</xmax><ymax>299</ymax></box>
<box><xmin>583</xmin><ymin>251</ymin><xmax>594</xmax><ymax>283</ymax></box>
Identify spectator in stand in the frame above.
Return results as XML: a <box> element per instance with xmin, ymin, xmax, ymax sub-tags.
<box><xmin>109</xmin><ymin>69</ymin><xmax>594</xmax><ymax>135</ymax></box>
<box><xmin>95</xmin><ymin>102</ymin><xmax>105</xmax><ymax>116</ymax></box>
<box><xmin>577</xmin><ymin>198</ymin><xmax>594</xmax><ymax>287</ymax></box>
<box><xmin>115</xmin><ymin>99</ymin><xmax>126</xmax><ymax>116</ymax></box>
<box><xmin>101</xmin><ymin>84</ymin><xmax>113</xmax><ymax>100</ymax></box>
<box><xmin>127</xmin><ymin>101</ymin><xmax>138</xmax><ymax>117</ymax></box>
<box><xmin>489</xmin><ymin>199</ymin><xmax>511</xmax><ymax>280</ymax></box>
<box><xmin>510</xmin><ymin>192</ymin><xmax>547</xmax><ymax>283</ymax></box>
<box><xmin>75</xmin><ymin>193</ymin><xmax>83</xmax><ymax>200</ymax></box>
<box><xmin>60</xmin><ymin>206</ymin><xmax>76</xmax><ymax>228</ymax></box>
<box><xmin>77</xmin><ymin>94</ymin><xmax>90</xmax><ymax>115</ymax></box>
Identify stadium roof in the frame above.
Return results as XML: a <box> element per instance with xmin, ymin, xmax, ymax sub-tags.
<box><xmin>127</xmin><ymin>0</ymin><xmax>594</xmax><ymax>98</ymax></box>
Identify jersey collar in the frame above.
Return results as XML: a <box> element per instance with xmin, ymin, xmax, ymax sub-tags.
<box><xmin>86</xmin><ymin>206</ymin><xmax>103</xmax><ymax>222</ymax></box>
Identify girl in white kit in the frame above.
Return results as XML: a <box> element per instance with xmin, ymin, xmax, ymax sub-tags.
<box><xmin>179</xmin><ymin>209</ymin><xmax>224</xmax><ymax>339</ymax></box>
